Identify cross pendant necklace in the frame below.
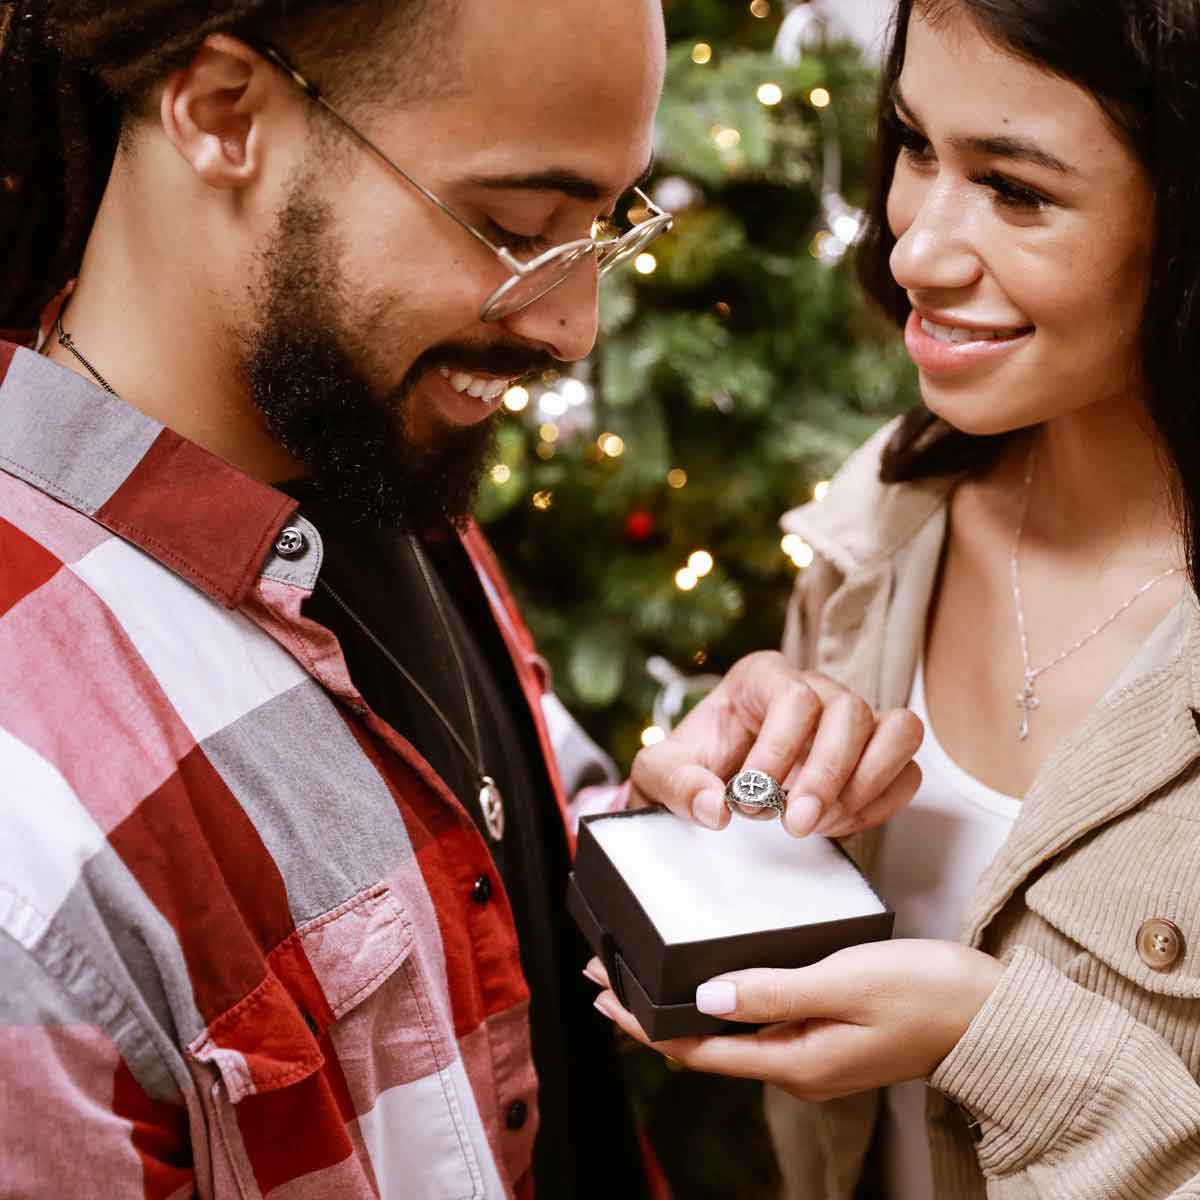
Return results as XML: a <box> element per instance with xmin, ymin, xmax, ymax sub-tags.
<box><xmin>1010</xmin><ymin>441</ymin><xmax>1181</xmax><ymax>742</ymax></box>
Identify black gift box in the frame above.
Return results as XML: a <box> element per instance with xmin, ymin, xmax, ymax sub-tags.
<box><xmin>568</xmin><ymin>808</ymin><xmax>894</xmax><ymax>1040</ymax></box>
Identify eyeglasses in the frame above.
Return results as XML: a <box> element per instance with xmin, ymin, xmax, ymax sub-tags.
<box><xmin>256</xmin><ymin>43</ymin><xmax>674</xmax><ymax>323</ymax></box>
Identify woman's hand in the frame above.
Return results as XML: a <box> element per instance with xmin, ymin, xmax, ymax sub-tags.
<box><xmin>586</xmin><ymin>940</ymin><xmax>1004</xmax><ymax>1100</ymax></box>
<box><xmin>630</xmin><ymin>651</ymin><xmax>924</xmax><ymax>838</ymax></box>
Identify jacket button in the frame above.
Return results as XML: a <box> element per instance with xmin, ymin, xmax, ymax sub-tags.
<box><xmin>471</xmin><ymin>875</ymin><xmax>492</xmax><ymax>906</ymax></box>
<box><xmin>505</xmin><ymin>1100</ymin><xmax>528</xmax><ymax>1131</ymax></box>
<box><xmin>1137</xmin><ymin>918</ymin><xmax>1184</xmax><ymax>970</ymax></box>
<box><xmin>275</xmin><ymin>527</ymin><xmax>307</xmax><ymax>559</ymax></box>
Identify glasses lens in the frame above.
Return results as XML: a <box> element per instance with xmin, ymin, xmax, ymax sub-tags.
<box><xmin>482</xmin><ymin>243</ymin><xmax>595</xmax><ymax>322</ymax></box>
<box><xmin>597</xmin><ymin>216</ymin><xmax>672</xmax><ymax>276</ymax></box>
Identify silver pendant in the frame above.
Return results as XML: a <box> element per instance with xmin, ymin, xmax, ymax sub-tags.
<box><xmin>480</xmin><ymin>775</ymin><xmax>506</xmax><ymax>842</ymax></box>
<box><xmin>1016</xmin><ymin>676</ymin><xmax>1040</xmax><ymax>741</ymax></box>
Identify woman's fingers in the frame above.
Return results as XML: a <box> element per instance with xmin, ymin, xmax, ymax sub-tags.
<box><xmin>812</xmin><ymin>707</ymin><xmax>924</xmax><ymax>835</ymax></box>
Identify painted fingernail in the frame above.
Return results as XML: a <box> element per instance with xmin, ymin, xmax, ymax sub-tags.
<box><xmin>695</xmin><ymin>981</ymin><xmax>737</xmax><ymax>1015</ymax></box>
<box><xmin>786</xmin><ymin>794</ymin><xmax>822</xmax><ymax>838</ymax></box>
<box><xmin>693</xmin><ymin>788</ymin><xmax>726</xmax><ymax>830</ymax></box>
<box><xmin>582</xmin><ymin>961</ymin><xmax>606</xmax><ymax>987</ymax></box>
<box><xmin>594</xmin><ymin>994</ymin><xmax>618</xmax><ymax>1020</ymax></box>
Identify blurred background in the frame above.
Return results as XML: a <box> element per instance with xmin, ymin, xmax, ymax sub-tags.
<box><xmin>482</xmin><ymin>0</ymin><xmax>914</xmax><ymax>1194</ymax></box>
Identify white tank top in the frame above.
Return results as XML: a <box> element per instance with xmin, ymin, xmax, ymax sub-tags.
<box><xmin>872</xmin><ymin>655</ymin><xmax>1022</xmax><ymax>1199</ymax></box>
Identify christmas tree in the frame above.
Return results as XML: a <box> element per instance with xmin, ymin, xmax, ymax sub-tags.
<box><xmin>481</xmin><ymin>1</ymin><xmax>916</xmax><ymax>777</ymax></box>
<box><xmin>483</xmin><ymin>5</ymin><xmax>916</xmax><ymax>1190</ymax></box>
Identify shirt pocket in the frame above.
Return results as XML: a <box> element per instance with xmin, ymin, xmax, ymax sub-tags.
<box><xmin>1023</xmin><ymin>810</ymin><xmax>1200</xmax><ymax>1063</ymax></box>
<box><xmin>189</xmin><ymin>882</ymin><xmax>496</xmax><ymax>1200</ymax></box>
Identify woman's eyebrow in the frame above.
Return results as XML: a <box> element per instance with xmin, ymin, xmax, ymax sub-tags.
<box><xmin>891</xmin><ymin>83</ymin><xmax>1078</xmax><ymax>176</ymax></box>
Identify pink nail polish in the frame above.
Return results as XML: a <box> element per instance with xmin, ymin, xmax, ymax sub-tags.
<box><xmin>695</xmin><ymin>981</ymin><xmax>737</xmax><ymax>1015</ymax></box>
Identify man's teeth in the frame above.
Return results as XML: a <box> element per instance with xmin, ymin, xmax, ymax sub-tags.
<box><xmin>438</xmin><ymin>367</ymin><xmax>511</xmax><ymax>402</ymax></box>
<box><xmin>920</xmin><ymin>318</ymin><xmax>1027</xmax><ymax>345</ymax></box>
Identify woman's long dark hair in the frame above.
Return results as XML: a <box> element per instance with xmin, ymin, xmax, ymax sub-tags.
<box><xmin>0</xmin><ymin>0</ymin><xmax>428</xmax><ymax>337</ymax></box>
<box><xmin>859</xmin><ymin>0</ymin><xmax>1200</xmax><ymax>595</ymax></box>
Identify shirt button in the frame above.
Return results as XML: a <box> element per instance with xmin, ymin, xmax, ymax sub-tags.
<box><xmin>1137</xmin><ymin>917</ymin><xmax>1184</xmax><ymax>970</ymax></box>
<box><xmin>275</xmin><ymin>527</ymin><xmax>308</xmax><ymax>559</ymax></box>
<box><xmin>505</xmin><ymin>1100</ymin><xmax>528</xmax><ymax>1132</ymax></box>
<box><xmin>471</xmin><ymin>875</ymin><xmax>493</xmax><ymax>906</ymax></box>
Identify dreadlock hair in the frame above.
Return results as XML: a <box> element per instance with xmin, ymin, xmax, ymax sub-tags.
<box><xmin>0</xmin><ymin>0</ymin><xmax>453</xmax><ymax>333</ymax></box>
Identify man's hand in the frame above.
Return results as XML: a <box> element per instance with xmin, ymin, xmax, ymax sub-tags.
<box><xmin>630</xmin><ymin>651</ymin><xmax>922</xmax><ymax>838</ymax></box>
<box><xmin>585</xmin><ymin>940</ymin><xmax>1005</xmax><ymax>1100</ymax></box>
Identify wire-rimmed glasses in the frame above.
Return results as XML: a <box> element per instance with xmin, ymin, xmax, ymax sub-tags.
<box><xmin>256</xmin><ymin>43</ymin><xmax>674</xmax><ymax>322</ymax></box>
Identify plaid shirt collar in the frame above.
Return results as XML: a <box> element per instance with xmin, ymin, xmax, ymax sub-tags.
<box><xmin>0</xmin><ymin>340</ymin><xmax>301</xmax><ymax>609</ymax></box>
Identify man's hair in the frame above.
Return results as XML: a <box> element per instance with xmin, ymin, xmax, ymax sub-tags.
<box><xmin>0</xmin><ymin>0</ymin><xmax>454</xmax><ymax>332</ymax></box>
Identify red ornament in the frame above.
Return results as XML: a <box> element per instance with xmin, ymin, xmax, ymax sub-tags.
<box><xmin>624</xmin><ymin>510</ymin><xmax>655</xmax><ymax>542</ymax></box>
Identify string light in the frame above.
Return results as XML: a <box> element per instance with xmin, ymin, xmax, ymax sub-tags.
<box><xmin>688</xmin><ymin>550</ymin><xmax>714</xmax><ymax>577</ymax></box>
<box><xmin>532</xmin><ymin>491</ymin><xmax>554</xmax><ymax>511</ymax></box>
<box><xmin>693</xmin><ymin>649</ymin><xmax>709</xmax><ymax>666</ymax></box>
<box><xmin>539</xmin><ymin>391</ymin><xmax>567</xmax><ymax>417</ymax></box>
<box><xmin>675</xmin><ymin>567</ymin><xmax>699</xmax><ymax>592</ymax></box>
<box><xmin>502</xmin><ymin>385</ymin><xmax>529</xmax><ymax>413</ymax></box>
<box><xmin>539</xmin><ymin>422</ymin><xmax>560</xmax><ymax>443</ymax></box>
<box><xmin>635</xmin><ymin>253</ymin><xmax>658</xmax><ymax>275</ymax></box>
<box><xmin>692</xmin><ymin>42</ymin><xmax>713</xmax><ymax>65</ymax></box>
<box><xmin>713</xmin><ymin>127</ymin><xmax>742</xmax><ymax>150</ymax></box>
<box><xmin>714</xmin><ymin>301</ymin><xmax>732</xmax><ymax>319</ymax></box>
<box><xmin>814</xmin><ymin>480</ymin><xmax>831</xmax><ymax>501</ymax></box>
<box><xmin>809</xmin><ymin>87</ymin><xmax>831</xmax><ymax>109</ymax></box>
<box><xmin>750</xmin><ymin>0</ymin><xmax>771</xmax><ymax>15</ymax></box>
<box><xmin>757</xmin><ymin>82</ymin><xmax>784</xmax><ymax>106</ymax></box>
<box><xmin>641</xmin><ymin>725</ymin><xmax>667</xmax><ymax>748</ymax></box>
<box><xmin>536</xmin><ymin>443</ymin><xmax>556</xmax><ymax>461</ymax></box>
<box><xmin>490</xmin><ymin>464</ymin><xmax>512</xmax><ymax>485</ymax></box>
<box><xmin>598</xmin><ymin>433</ymin><xmax>626</xmax><ymax>458</ymax></box>
<box><xmin>782</xmin><ymin>534</ymin><xmax>815</xmax><ymax>569</ymax></box>
<box><xmin>667</xmin><ymin>468</ymin><xmax>688</xmax><ymax>489</ymax></box>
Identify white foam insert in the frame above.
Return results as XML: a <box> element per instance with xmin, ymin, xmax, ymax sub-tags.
<box><xmin>590</xmin><ymin>811</ymin><xmax>885</xmax><ymax>945</ymax></box>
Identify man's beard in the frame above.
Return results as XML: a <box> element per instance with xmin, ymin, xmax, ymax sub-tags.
<box><xmin>243</xmin><ymin>180</ymin><xmax>546</xmax><ymax>530</ymax></box>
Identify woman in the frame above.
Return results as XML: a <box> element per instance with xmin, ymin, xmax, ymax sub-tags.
<box><xmin>588</xmin><ymin>1</ymin><xmax>1200</xmax><ymax>1196</ymax></box>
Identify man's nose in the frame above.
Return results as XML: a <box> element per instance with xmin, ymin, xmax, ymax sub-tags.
<box><xmin>498</xmin><ymin>256</ymin><xmax>601</xmax><ymax>364</ymax></box>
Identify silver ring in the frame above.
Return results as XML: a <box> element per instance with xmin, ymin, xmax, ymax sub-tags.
<box><xmin>725</xmin><ymin>769</ymin><xmax>787</xmax><ymax>821</ymax></box>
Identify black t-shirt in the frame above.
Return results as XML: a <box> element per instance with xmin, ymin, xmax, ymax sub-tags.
<box><xmin>277</xmin><ymin>484</ymin><xmax>647</xmax><ymax>1199</ymax></box>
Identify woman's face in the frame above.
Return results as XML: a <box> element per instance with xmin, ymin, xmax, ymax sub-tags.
<box><xmin>887</xmin><ymin>5</ymin><xmax>1154</xmax><ymax>435</ymax></box>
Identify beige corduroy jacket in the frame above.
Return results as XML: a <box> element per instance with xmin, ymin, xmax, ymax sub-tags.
<box><xmin>767</xmin><ymin>418</ymin><xmax>1200</xmax><ymax>1200</ymax></box>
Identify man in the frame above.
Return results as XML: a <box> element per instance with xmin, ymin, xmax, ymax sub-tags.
<box><xmin>0</xmin><ymin>1</ymin><xmax>922</xmax><ymax>1195</ymax></box>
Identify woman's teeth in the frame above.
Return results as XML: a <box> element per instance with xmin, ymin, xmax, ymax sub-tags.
<box><xmin>920</xmin><ymin>318</ymin><xmax>1028</xmax><ymax>345</ymax></box>
<box><xmin>438</xmin><ymin>367</ymin><xmax>511</xmax><ymax>402</ymax></box>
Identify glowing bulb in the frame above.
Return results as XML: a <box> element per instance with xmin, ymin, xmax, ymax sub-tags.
<box><xmin>810</xmin><ymin>87</ymin><xmax>831</xmax><ymax>109</ymax></box>
<box><xmin>503</xmin><ymin>385</ymin><xmax>529</xmax><ymax>412</ymax></box>
<box><xmin>781</xmin><ymin>534</ymin><xmax>815</xmax><ymax>569</ymax></box>
<box><xmin>688</xmin><ymin>550</ymin><xmax>715</xmax><ymax>577</ymax></box>
<box><xmin>599</xmin><ymin>433</ymin><xmax>626</xmax><ymax>458</ymax></box>
<box><xmin>667</xmin><ymin>468</ymin><xmax>688</xmax><ymax>489</ymax></box>
<box><xmin>532</xmin><ymin>491</ymin><xmax>554</xmax><ymax>511</ymax></box>
<box><xmin>641</xmin><ymin>725</ymin><xmax>667</xmax><ymax>748</ymax></box>
<box><xmin>561</xmin><ymin>378</ymin><xmax>589</xmax><ymax>406</ymax></box>
<box><xmin>539</xmin><ymin>423</ymin><xmax>560</xmax><ymax>443</ymax></box>
<box><xmin>757</xmin><ymin>82</ymin><xmax>783</xmax><ymax>107</ymax></box>
<box><xmin>490</xmin><ymin>464</ymin><xmax>512</xmax><ymax>485</ymax></box>
<box><xmin>814</xmin><ymin>480</ymin><xmax>831</xmax><ymax>502</ymax></box>
<box><xmin>833</xmin><ymin>213</ymin><xmax>862</xmax><ymax>244</ymax></box>
<box><xmin>634</xmin><ymin>253</ymin><xmax>658</xmax><ymax>275</ymax></box>
<box><xmin>692</xmin><ymin>42</ymin><xmax>713</xmax><ymax>65</ymax></box>
<box><xmin>714</xmin><ymin>127</ymin><xmax>742</xmax><ymax>150</ymax></box>
<box><xmin>675</xmin><ymin>568</ymin><xmax>699</xmax><ymax>592</ymax></box>
<box><xmin>540</xmin><ymin>391</ymin><xmax>567</xmax><ymax>417</ymax></box>
<box><xmin>750</xmin><ymin>0</ymin><xmax>771</xmax><ymax>15</ymax></box>
<box><xmin>536</xmin><ymin>443</ymin><xmax>555</xmax><ymax>461</ymax></box>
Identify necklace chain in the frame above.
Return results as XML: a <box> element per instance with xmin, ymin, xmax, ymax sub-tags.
<box><xmin>55</xmin><ymin>314</ymin><xmax>117</xmax><ymax>395</ymax></box>
<box><xmin>1010</xmin><ymin>441</ymin><xmax>1181</xmax><ymax>741</ymax></box>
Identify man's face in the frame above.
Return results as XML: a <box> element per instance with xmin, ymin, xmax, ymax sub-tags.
<box><xmin>244</xmin><ymin>0</ymin><xmax>665</xmax><ymax>527</ymax></box>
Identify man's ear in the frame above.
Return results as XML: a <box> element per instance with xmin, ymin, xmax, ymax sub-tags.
<box><xmin>159</xmin><ymin>34</ymin><xmax>280</xmax><ymax>189</ymax></box>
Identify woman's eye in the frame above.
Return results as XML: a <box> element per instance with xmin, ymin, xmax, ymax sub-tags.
<box><xmin>975</xmin><ymin>172</ymin><xmax>1053</xmax><ymax>212</ymax></box>
<box><xmin>893</xmin><ymin>116</ymin><xmax>934</xmax><ymax>165</ymax></box>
